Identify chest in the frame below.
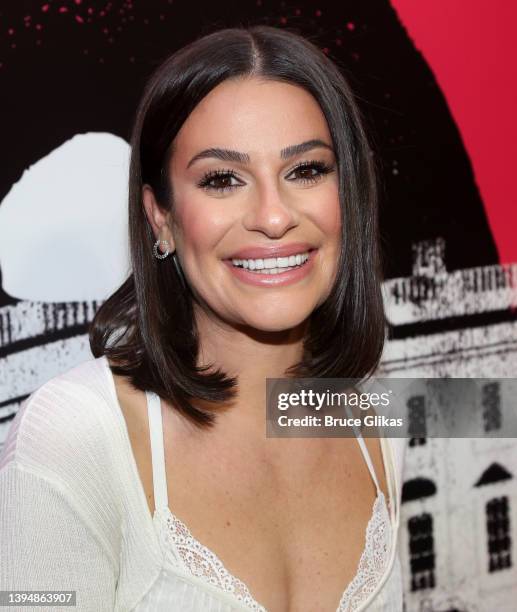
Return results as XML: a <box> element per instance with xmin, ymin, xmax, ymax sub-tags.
<box><xmin>150</xmin><ymin>428</ymin><xmax>390</xmax><ymax>611</ymax></box>
<box><xmin>114</xmin><ymin>372</ymin><xmax>392</xmax><ymax>611</ymax></box>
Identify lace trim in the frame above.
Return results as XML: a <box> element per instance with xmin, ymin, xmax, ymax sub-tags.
<box><xmin>154</xmin><ymin>493</ymin><xmax>391</xmax><ymax>612</ymax></box>
<box><xmin>337</xmin><ymin>492</ymin><xmax>392</xmax><ymax>611</ymax></box>
<box><xmin>155</xmin><ymin>507</ymin><xmax>267</xmax><ymax>611</ymax></box>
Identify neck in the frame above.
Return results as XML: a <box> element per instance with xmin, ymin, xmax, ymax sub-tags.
<box><xmin>193</xmin><ymin>306</ymin><xmax>308</xmax><ymax>429</ymax></box>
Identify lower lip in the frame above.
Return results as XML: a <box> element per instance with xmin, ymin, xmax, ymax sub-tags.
<box><xmin>223</xmin><ymin>250</ymin><xmax>318</xmax><ymax>287</ymax></box>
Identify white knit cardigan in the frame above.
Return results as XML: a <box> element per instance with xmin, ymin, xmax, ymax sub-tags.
<box><xmin>0</xmin><ymin>356</ymin><xmax>406</xmax><ymax>611</ymax></box>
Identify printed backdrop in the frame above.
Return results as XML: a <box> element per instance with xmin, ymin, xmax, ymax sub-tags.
<box><xmin>1</xmin><ymin>1</ymin><xmax>516</xmax><ymax>610</ymax></box>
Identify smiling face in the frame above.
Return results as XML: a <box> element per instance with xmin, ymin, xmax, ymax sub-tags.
<box><xmin>143</xmin><ymin>76</ymin><xmax>342</xmax><ymax>333</ymax></box>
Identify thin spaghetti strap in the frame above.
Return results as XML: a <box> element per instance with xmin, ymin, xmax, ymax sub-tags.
<box><xmin>343</xmin><ymin>403</ymin><xmax>381</xmax><ymax>494</ymax></box>
<box><xmin>355</xmin><ymin>434</ymin><xmax>381</xmax><ymax>494</ymax></box>
<box><xmin>145</xmin><ymin>390</ymin><xmax>169</xmax><ymax>511</ymax></box>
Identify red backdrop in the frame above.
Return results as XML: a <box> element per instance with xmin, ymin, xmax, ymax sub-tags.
<box><xmin>391</xmin><ymin>0</ymin><xmax>517</xmax><ymax>264</ymax></box>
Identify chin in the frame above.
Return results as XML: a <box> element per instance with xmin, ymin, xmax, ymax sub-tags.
<box><xmin>241</xmin><ymin>312</ymin><xmax>311</xmax><ymax>334</ymax></box>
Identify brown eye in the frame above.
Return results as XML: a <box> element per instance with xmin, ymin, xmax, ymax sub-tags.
<box><xmin>210</xmin><ymin>175</ymin><xmax>233</xmax><ymax>190</ymax></box>
<box><xmin>197</xmin><ymin>169</ymin><xmax>243</xmax><ymax>193</ymax></box>
<box><xmin>286</xmin><ymin>160</ymin><xmax>335</xmax><ymax>184</ymax></box>
<box><xmin>296</xmin><ymin>166</ymin><xmax>318</xmax><ymax>180</ymax></box>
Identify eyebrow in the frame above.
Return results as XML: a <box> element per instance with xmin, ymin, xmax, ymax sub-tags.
<box><xmin>186</xmin><ymin>138</ymin><xmax>334</xmax><ymax>169</ymax></box>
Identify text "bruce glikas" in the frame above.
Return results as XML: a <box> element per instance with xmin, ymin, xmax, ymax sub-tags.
<box><xmin>275</xmin><ymin>389</ymin><xmax>404</xmax><ymax>428</ymax></box>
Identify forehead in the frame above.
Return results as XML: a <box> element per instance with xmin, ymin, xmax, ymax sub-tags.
<box><xmin>172</xmin><ymin>77</ymin><xmax>331</xmax><ymax>160</ymax></box>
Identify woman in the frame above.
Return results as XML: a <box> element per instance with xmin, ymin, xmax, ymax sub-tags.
<box><xmin>0</xmin><ymin>25</ymin><xmax>406</xmax><ymax>611</ymax></box>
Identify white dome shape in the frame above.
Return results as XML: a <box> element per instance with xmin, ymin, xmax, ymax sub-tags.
<box><xmin>0</xmin><ymin>132</ymin><xmax>131</xmax><ymax>302</ymax></box>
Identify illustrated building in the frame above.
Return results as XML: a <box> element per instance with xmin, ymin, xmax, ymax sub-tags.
<box><xmin>380</xmin><ymin>238</ymin><xmax>517</xmax><ymax>612</ymax></box>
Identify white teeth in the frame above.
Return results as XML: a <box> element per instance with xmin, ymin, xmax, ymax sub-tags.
<box><xmin>231</xmin><ymin>251</ymin><xmax>310</xmax><ymax>270</ymax></box>
<box><xmin>256</xmin><ymin>266</ymin><xmax>297</xmax><ymax>274</ymax></box>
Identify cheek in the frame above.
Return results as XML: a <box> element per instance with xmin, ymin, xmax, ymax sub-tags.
<box><xmin>179</xmin><ymin>209</ymin><xmax>207</xmax><ymax>252</ymax></box>
<box><xmin>313</xmin><ymin>192</ymin><xmax>342</xmax><ymax>285</ymax></box>
<box><xmin>314</xmin><ymin>191</ymin><xmax>342</xmax><ymax>240</ymax></box>
<box><xmin>175</xmin><ymin>198</ymin><xmax>229</xmax><ymax>259</ymax></box>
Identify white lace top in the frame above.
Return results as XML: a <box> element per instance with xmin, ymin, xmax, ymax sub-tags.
<box><xmin>0</xmin><ymin>356</ymin><xmax>405</xmax><ymax>612</ymax></box>
<box><xmin>134</xmin><ymin>391</ymin><xmax>403</xmax><ymax>612</ymax></box>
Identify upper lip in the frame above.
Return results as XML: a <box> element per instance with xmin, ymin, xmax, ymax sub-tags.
<box><xmin>226</xmin><ymin>242</ymin><xmax>317</xmax><ymax>260</ymax></box>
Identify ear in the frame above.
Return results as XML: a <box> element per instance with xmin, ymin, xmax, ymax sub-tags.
<box><xmin>142</xmin><ymin>184</ymin><xmax>176</xmax><ymax>251</ymax></box>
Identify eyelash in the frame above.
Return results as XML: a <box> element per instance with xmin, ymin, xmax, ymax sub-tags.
<box><xmin>197</xmin><ymin>159</ymin><xmax>335</xmax><ymax>193</ymax></box>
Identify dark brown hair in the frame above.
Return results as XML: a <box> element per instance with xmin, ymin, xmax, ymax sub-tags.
<box><xmin>89</xmin><ymin>24</ymin><xmax>387</xmax><ymax>428</ymax></box>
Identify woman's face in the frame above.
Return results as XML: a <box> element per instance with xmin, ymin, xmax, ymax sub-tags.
<box><xmin>146</xmin><ymin>76</ymin><xmax>341</xmax><ymax>332</ymax></box>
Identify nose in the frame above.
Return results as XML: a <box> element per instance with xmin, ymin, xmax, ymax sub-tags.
<box><xmin>242</xmin><ymin>182</ymin><xmax>299</xmax><ymax>238</ymax></box>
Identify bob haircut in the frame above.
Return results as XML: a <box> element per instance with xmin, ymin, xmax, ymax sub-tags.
<box><xmin>89</xmin><ymin>24</ymin><xmax>387</xmax><ymax>428</ymax></box>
